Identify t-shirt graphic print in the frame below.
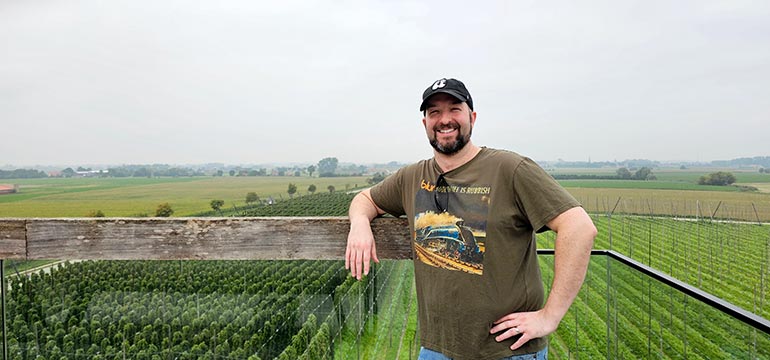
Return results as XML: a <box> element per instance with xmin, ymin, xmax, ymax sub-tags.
<box><xmin>413</xmin><ymin>177</ymin><xmax>490</xmax><ymax>275</ymax></box>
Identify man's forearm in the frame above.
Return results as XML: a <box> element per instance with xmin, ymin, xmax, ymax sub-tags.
<box><xmin>542</xmin><ymin>211</ymin><xmax>596</xmax><ymax>325</ymax></box>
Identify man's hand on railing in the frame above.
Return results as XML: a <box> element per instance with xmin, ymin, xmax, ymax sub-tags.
<box><xmin>345</xmin><ymin>189</ymin><xmax>384</xmax><ymax>280</ymax></box>
<box><xmin>345</xmin><ymin>218</ymin><xmax>380</xmax><ymax>280</ymax></box>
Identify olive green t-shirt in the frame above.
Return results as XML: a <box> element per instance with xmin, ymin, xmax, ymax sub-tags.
<box><xmin>370</xmin><ymin>147</ymin><xmax>580</xmax><ymax>360</ymax></box>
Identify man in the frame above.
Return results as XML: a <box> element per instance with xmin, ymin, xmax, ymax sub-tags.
<box><xmin>346</xmin><ymin>78</ymin><xmax>596</xmax><ymax>359</ymax></box>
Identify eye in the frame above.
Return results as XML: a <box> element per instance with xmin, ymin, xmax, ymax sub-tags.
<box><xmin>451</xmin><ymin>107</ymin><xmax>461</xmax><ymax>112</ymax></box>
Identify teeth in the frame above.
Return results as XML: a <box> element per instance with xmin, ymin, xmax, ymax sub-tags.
<box><xmin>438</xmin><ymin>129</ymin><xmax>455</xmax><ymax>133</ymax></box>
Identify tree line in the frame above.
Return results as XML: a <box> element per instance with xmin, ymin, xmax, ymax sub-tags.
<box><xmin>551</xmin><ymin>167</ymin><xmax>656</xmax><ymax>180</ymax></box>
<box><xmin>0</xmin><ymin>169</ymin><xmax>47</xmax><ymax>179</ymax></box>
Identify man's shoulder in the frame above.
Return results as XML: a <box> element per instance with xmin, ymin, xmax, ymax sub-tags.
<box><xmin>393</xmin><ymin>158</ymin><xmax>433</xmax><ymax>176</ymax></box>
<box><xmin>478</xmin><ymin>147</ymin><xmax>529</xmax><ymax>167</ymax></box>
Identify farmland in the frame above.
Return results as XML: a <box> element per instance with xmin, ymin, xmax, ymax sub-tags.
<box><xmin>2</xmin><ymin>173</ymin><xmax>770</xmax><ymax>358</ymax></box>
<box><xmin>0</xmin><ymin>176</ymin><xmax>368</xmax><ymax>218</ymax></box>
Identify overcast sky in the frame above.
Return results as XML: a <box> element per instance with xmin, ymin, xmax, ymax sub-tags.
<box><xmin>2</xmin><ymin>0</ymin><xmax>769</xmax><ymax>167</ymax></box>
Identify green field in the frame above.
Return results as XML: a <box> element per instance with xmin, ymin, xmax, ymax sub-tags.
<box><xmin>0</xmin><ymin>176</ymin><xmax>368</xmax><ymax>217</ymax></box>
<box><xmin>549</xmin><ymin>168</ymin><xmax>770</xmax><ymax>185</ymax></box>
<box><xmin>558</xmin><ymin>179</ymin><xmax>743</xmax><ymax>192</ymax></box>
<box><xmin>4</xmin><ymin>190</ymin><xmax>770</xmax><ymax>359</ymax></box>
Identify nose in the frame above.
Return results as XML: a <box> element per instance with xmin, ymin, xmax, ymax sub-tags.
<box><xmin>437</xmin><ymin>111</ymin><xmax>453</xmax><ymax>125</ymax></box>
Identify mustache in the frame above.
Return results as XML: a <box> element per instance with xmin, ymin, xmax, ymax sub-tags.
<box><xmin>433</xmin><ymin>123</ymin><xmax>460</xmax><ymax>132</ymax></box>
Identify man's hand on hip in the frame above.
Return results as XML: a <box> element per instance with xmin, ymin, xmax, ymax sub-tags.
<box><xmin>490</xmin><ymin>309</ymin><xmax>559</xmax><ymax>351</ymax></box>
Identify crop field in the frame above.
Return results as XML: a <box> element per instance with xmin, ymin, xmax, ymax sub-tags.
<box><xmin>3</xmin><ymin>175</ymin><xmax>770</xmax><ymax>358</ymax></box>
<box><xmin>548</xmin><ymin>168</ymin><xmax>770</xmax><ymax>184</ymax></box>
<box><xmin>5</xmin><ymin>191</ymin><xmax>770</xmax><ymax>359</ymax></box>
<box><xmin>0</xmin><ymin>176</ymin><xmax>368</xmax><ymax>218</ymax></box>
<box><xmin>568</xmin><ymin>187</ymin><xmax>770</xmax><ymax>222</ymax></box>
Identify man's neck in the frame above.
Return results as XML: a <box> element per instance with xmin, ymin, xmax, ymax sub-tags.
<box><xmin>434</xmin><ymin>143</ymin><xmax>482</xmax><ymax>173</ymax></box>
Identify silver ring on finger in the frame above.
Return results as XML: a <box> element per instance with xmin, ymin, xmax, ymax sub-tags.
<box><xmin>513</xmin><ymin>327</ymin><xmax>519</xmax><ymax>334</ymax></box>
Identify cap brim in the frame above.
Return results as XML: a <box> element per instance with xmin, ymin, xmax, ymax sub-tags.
<box><xmin>419</xmin><ymin>89</ymin><xmax>468</xmax><ymax>111</ymax></box>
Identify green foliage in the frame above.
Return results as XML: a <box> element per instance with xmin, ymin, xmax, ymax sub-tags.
<box><xmin>307</xmin><ymin>184</ymin><xmax>316</xmax><ymax>194</ymax></box>
<box><xmin>633</xmin><ymin>166</ymin><xmax>656</xmax><ymax>180</ymax></box>
<box><xmin>698</xmin><ymin>171</ymin><xmax>737</xmax><ymax>186</ymax></box>
<box><xmin>317</xmin><ymin>157</ymin><xmax>338</xmax><ymax>177</ymax></box>
<box><xmin>307</xmin><ymin>165</ymin><xmax>316</xmax><ymax>177</ymax></box>
<box><xmin>7</xmin><ymin>260</ymin><xmax>347</xmax><ymax>360</ymax></box>
<box><xmin>62</xmin><ymin>168</ymin><xmax>76</xmax><ymax>177</ymax></box>
<box><xmin>245</xmin><ymin>192</ymin><xmax>259</xmax><ymax>204</ymax></box>
<box><xmin>155</xmin><ymin>203</ymin><xmax>174</xmax><ymax>217</ymax></box>
<box><xmin>616</xmin><ymin>167</ymin><xmax>632</xmax><ymax>179</ymax></box>
<box><xmin>287</xmin><ymin>183</ymin><xmax>297</xmax><ymax>198</ymax></box>
<box><xmin>86</xmin><ymin>210</ymin><xmax>105</xmax><ymax>217</ymax></box>
<box><xmin>240</xmin><ymin>192</ymin><xmax>354</xmax><ymax>217</ymax></box>
<box><xmin>367</xmin><ymin>172</ymin><xmax>386</xmax><ymax>185</ymax></box>
<box><xmin>209</xmin><ymin>199</ymin><xmax>224</xmax><ymax>212</ymax></box>
<box><xmin>0</xmin><ymin>169</ymin><xmax>48</xmax><ymax>179</ymax></box>
<box><xmin>327</xmin><ymin>185</ymin><xmax>335</xmax><ymax>193</ymax></box>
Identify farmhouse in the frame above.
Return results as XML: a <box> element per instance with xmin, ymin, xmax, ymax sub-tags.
<box><xmin>0</xmin><ymin>184</ymin><xmax>18</xmax><ymax>195</ymax></box>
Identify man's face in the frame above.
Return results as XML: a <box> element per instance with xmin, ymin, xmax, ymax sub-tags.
<box><xmin>422</xmin><ymin>93</ymin><xmax>476</xmax><ymax>155</ymax></box>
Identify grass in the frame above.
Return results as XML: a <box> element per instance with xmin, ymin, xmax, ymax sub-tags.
<box><xmin>2</xmin><ymin>260</ymin><xmax>55</xmax><ymax>275</ymax></box>
<box><xmin>558</xmin><ymin>179</ymin><xmax>743</xmax><ymax>192</ymax></box>
<box><xmin>0</xmin><ymin>176</ymin><xmax>368</xmax><ymax>217</ymax></box>
<box><xmin>548</xmin><ymin>168</ymin><xmax>770</xmax><ymax>184</ymax></box>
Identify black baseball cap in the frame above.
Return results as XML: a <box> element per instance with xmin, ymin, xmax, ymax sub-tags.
<box><xmin>419</xmin><ymin>78</ymin><xmax>473</xmax><ymax>112</ymax></box>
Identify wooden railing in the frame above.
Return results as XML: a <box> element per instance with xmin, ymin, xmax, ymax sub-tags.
<box><xmin>0</xmin><ymin>217</ymin><xmax>411</xmax><ymax>260</ymax></box>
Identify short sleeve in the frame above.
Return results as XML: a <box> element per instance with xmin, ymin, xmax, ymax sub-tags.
<box><xmin>369</xmin><ymin>167</ymin><xmax>407</xmax><ymax>217</ymax></box>
<box><xmin>513</xmin><ymin>158</ymin><xmax>581</xmax><ymax>233</ymax></box>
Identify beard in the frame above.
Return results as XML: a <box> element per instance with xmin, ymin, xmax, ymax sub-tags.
<box><xmin>429</xmin><ymin>125</ymin><xmax>472</xmax><ymax>155</ymax></box>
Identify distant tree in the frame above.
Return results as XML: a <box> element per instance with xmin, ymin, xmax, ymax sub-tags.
<box><xmin>308</xmin><ymin>184</ymin><xmax>317</xmax><ymax>194</ymax></box>
<box><xmin>229</xmin><ymin>170</ymin><xmax>236</xmax><ymax>176</ymax></box>
<box><xmin>318</xmin><ymin>157</ymin><xmax>339</xmax><ymax>177</ymax></box>
<box><xmin>633</xmin><ymin>167</ymin><xmax>656</xmax><ymax>180</ymax></box>
<box><xmin>615</xmin><ymin>167</ymin><xmax>632</xmax><ymax>179</ymax></box>
<box><xmin>62</xmin><ymin>168</ymin><xmax>76</xmax><ymax>178</ymax></box>
<box><xmin>210</xmin><ymin>199</ymin><xmax>224</xmax><ymax>213</ymax></box>
<box><xmin>86</xmin><ymin>210</ymin><xmax>105</xmax><ymax>217</ymax></box>
<box><xmin>133</xmin><ymin>167</ymin><xmax>151</xmax><ymax>178</ymax></box>
<box><xmin>307</xmin><ymin>165</ymin><xmax>316</xmax><ymax>177</ymax></box>
<box><xmin>760</xmin><ymin>168</ymin><xmax>766</xmax><ymax>174</ymax></box>
<box><xmin>215</xmin><ymin>170</ymin><xmax>224</xmax><ymax>177</ymax></box>
<box><xmin>287</xmin><ymin>183</ymin><xmax>297</xmax><ymax>198</ymax></box>
<box><xmin>699</xmin><ymin>171</ymin><xmax>736</xmax><ymax>186</ymax></box>
<box><xmin>248</xmin><ymin>170</ymin><xmax>259</xmax><ymax>176</ymax></box>
<box><xmin>245</xmin><ymin>192</ymin><xmax>259</xmax><ymax>204</ymax></box>
<box><xmin>367</xmin><ymin>172</ymin><xmax>387</xmax><ymax>185</ymax></box>
<box><xmin>294</xmin><ymin>170</ymin><xmax>301</xmax><ymax>177</ymax></box>
<box><xmin>155</xmin><ymin>203</ymin><xmax>174</xmax><ymax>217</ymax></box>
<box><xmin>327</xmin><ymin>185</ymin><xmax>335</xmax><ymax>193</ymax></box>
<box><xmin>680</xmin><ymin>165</ymin><xmax>687</xmax><ymax>170</ymax></box>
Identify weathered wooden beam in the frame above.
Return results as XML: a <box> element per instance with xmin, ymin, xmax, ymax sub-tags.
<box><xmin>0</xmin><ymin>219</ymin><xmax>26</xmax><ymax>259</ymax></box>
<box><xmin>0</xmin><ymin>217</ymin><xmax>411</xmax><ymax>261</ymax></box>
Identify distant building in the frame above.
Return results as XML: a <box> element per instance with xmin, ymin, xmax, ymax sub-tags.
<box><xmin>75</xmin><ymin>170</ymin><xmax>109</xmax><ymax>177</ymax></box>
<box><xmin>0</xmin><ymin>184</ymin><xmax>18</xmax><ymax>195</ymax></box>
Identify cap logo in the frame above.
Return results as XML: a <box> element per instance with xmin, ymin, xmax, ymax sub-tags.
<box><xmin>431</xmin><ymin>79</ymin><xmax>446</xmax><ymax>90</ymax></box>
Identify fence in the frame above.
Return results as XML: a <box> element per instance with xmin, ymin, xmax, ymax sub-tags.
<box><xmin>1</xmin><ymin>217</ymin><xmax>769</xmax><ymax>359</ymax></box>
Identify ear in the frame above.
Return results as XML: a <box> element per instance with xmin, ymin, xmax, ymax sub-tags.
<box><xmin>422</xmin><ymin>117</ymin><xmax>427</xmax><ymax>128</ymax></box>
<box><xmin>470</xmin><ymin>111</ymin><xmax>477</xmax><ymax>127</ymax></box>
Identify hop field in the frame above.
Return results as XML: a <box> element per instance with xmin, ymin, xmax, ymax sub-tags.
<box><xmin>5</xmin><ymin>190</ymin><xmax>770</xmax><ymax>358</ymax></box>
